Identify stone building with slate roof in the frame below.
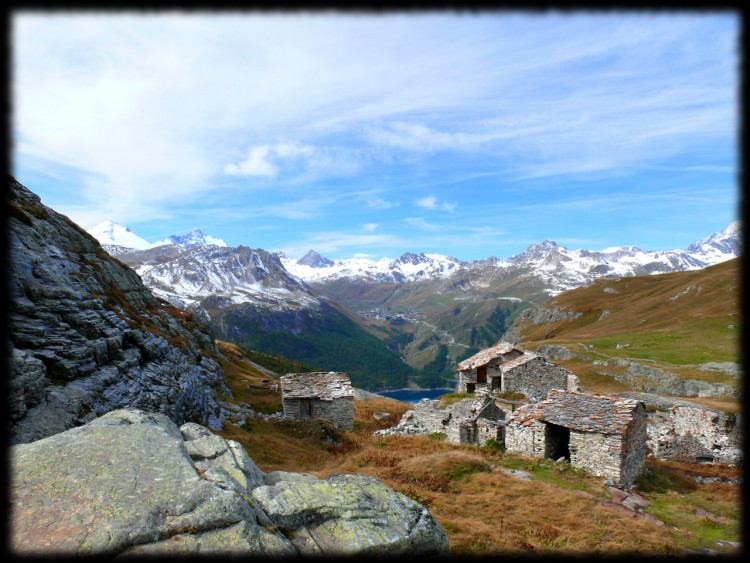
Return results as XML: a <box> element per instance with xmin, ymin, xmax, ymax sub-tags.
<box><xmin>456</xmin><ymin>342</ymin><xmax>579</xmax><ymax>401</ymax></box>
<box><xmin>505</xmin><ymin>390</ymin><xmax>647</xmax><ymax>489</ymax></box>
<box><xmin>280</xmin><ymin>372</ymin><xmax>354</xmax><ymax>430</ymax></box>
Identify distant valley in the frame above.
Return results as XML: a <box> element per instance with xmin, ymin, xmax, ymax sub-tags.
<box><xmin>93</xmin><ymin>218</ymin><xmax>740</xmax><ymax>392</ymax></box>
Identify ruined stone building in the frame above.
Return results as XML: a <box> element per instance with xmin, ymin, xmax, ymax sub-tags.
<box><xmin>456</xmin><ymin>342</ymin><xmax>579</xmax><ymax>401</ymax></box>
<box><xmin>374</xmin><ymin>391</ymin><xmax>506</xmax><ymax>446</ymax></box>
<box><xmin>280</xmin><ymin>372</ymin><xmax>354</xmax><ymax>430</ymax></box>
<box><xmin>650</xmin><ymin>406</ymin><xmax>741</xmax><ymax>466</ymax></box>
<box><xmin>505</xmin><ymin>390</ymin><xmax>647</xmax><ymax>489</ymax></box>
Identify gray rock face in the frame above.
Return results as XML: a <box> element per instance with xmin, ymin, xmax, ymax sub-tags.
<box><xmin>7</xmin><ymin>177</ymin><xmax>227</xmax><ymax>444</ymax></box>
<box><xmin>10</xmin><ymin>409</ymin><xmax>449</xmax><ymax>556</ymax></box>
<box><xmin>608</xmin><ymin>359</ymin><xmax>735</xmax><ymax>398</ymax></box>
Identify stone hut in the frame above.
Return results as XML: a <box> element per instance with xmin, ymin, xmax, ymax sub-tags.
<box><xmin>374</xmin><ymin>391</ymin><xmax>506</xmax><ymax>446</ymax></box>
<box><xmin>505</xmin><ymin>390</ymin><xmax>647</xmax><ymax>489</ymax></box>
<box><xmin>457</xmin><ymin>342</ymin><xmax>579</xmax><ymax>401</ymax></box>
<box><xmin>280</xmin><ymin>372</ymin><xmax>354</xmax><ymax>430</ymax></box>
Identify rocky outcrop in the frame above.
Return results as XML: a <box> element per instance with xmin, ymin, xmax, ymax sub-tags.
<box><xmin>502</xmin><ymin>305</ymin><xmax>583</xmax><ymax>344</ymax></box>
<box><xmin>603</xmin><ymin>359</ymin><xmax>735</xmax><ymax>398</ymax></box>
<box><xmin>7</xmin><ymin>176</ymin><xmax>227</xmax><ymax>444</ymax></box>
<box><xmin>10</xmin><ymin>409</ymin><xmax>449</xmax><ymax>556</ymax></box>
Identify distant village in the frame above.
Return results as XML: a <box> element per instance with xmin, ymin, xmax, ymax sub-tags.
<box><xmin>357</xmin><ymin>306</ymin><xmax>421</xmax><ymax>322</ymax></box>
<box><xmin>279</xmin><ymin>342</ymin><xmax>741</xmax><ymax>491</ymax></box>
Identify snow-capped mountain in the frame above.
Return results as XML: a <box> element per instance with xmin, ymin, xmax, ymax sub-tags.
<box><xmin>87</xmin><ymin>222</ymin><xmax>226</xmax><ymax>253</ymax></box>
<box><xmin>283</xmin><ymin>222</ymin><xmax>741</xmax><ymax>295</ymax></box>
<box><xmin>151</xmin><ymin>229</ymin><xmax>227</xmax><ymax>249</ymax></box>
<box><xmin>119</xmin><ymin>245</ymin><xmax>318</xmax><ymax>310</ymax></box>
<box><xmin>88</xmin><ymin>221</ymin><xmax>152</xmax><ymax>251</ymax></box>
<box><xmin>686</xmin><ymin>220</ymin><xmax>741</xmax><ymax>261</ymax></box>
<box><xmin>282</xmin><ymin>251</ymin><xmax>463</xmax><ymax>283</ymax></box>
<box><xmin>102</xmin><ymin>219</ymin><xmax>740</xmax><ymax>303</ymax></box>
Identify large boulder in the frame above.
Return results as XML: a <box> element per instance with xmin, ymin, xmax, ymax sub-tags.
<box><xmin>252</xmin><ymin>471</ymin><xmax>450</xmax><ymax>556</ymax></box>
<box><xmin>10</xmin><ymin>408</ymin><xmax>449</xmax><ymax>556</ymax></box>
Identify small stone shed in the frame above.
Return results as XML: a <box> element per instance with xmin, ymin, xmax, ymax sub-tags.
<box><xmin>457</xmin><ymin>342</ymin><xmax>579</xmax><ymax>401</ymax></box>
<box><xmin>280</xmin><ymin>372</ymin><xmax>354</xmax><ymax>430</ymax></box>
<box><xmin>505</xmin><ymin>390</ymin><xmax>647</xmax><ymax>489</ymax></box>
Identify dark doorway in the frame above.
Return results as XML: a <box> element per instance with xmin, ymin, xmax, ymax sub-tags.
<box><xmin>476</xmin><ymin>365</ymin><xmax>487</xmax><ymax>384</ymax></box>
<box><xmin>545</xmin><ymin>423</ymin><xmax>570</xmax><ymax>461</ymax></box>
<box><xmin>300</xmin><ymin>399</ymin><xmax>313</xmax><ymax>419</ymax></box>
<box><xmin>466</xmin><ymin>383</ymin><xmax>476</xmax><ymax>393</ymax></box>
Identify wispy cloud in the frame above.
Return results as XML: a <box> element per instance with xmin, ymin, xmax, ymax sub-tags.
<box><xmin>366</xmin><ymin>197</ymin><xmax>400</xmax><ymax>210</ymax></box>
<box><xmin>280</xmin><ymin>231</ymin><xmax>401</xmax><ymax>258</ymax></box>
<box><xmin>415</xmin><ymin>195</ymin><xmax>457</xmax><ymax>212</ymax></box>
<box><xmin>224</xmin><ymin>142</ymin><xmax>325</xmax><ymax>178</ymax></box>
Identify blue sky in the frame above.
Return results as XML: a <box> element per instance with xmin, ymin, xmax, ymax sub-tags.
<box><xmin>12</xmin><ymin>11</ymin><xmax>739</xmax><ymax>260</ymax></box>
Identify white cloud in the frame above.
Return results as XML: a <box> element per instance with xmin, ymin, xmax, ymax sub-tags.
<box><xmin>224</xmin><ymin>142</ymin><xmax>322</xmax><ymax>178</ymax></box>
<box><xmin>362</xmin><ymin>223</ymin><xmax>379</xmax><ymax>232</ymax></box>
<box><xmin>367</xmin><ymin>197</ymin><xmax>399</xmax><ymax>209</ymax></box>
<box><xmin>225</xmin><ymin>146</ymin><xmax>278</xmax><ymax>177</ymax></box>
<box><xmin>416</xmin><ymin>195</ymin><xmax>437</xmax><ymax>210</ymax></box>
<box><xmin>416</xmin><ymin>195</ymin><xmax>457</xmax><ymax>212</ymax></box>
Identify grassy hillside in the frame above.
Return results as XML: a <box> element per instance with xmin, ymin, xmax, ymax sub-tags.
<box><xmin>205</xmin><ymin>300</ymin><xmax>419</xmax><ymax>390</ymax></box>
<box><xmin>509</xmin><ymin>258</ymin><xmax>741</xmax><ymax>406</ymax></box>
<box><xmin>311</xmin><ymin>267</ymin><xmax>549</xmax><ymax>375</ymax></box>
<box><xmin>211</xmin><ymin>341</ymin><xmax>740</xmax><ymax>555</ymax></box>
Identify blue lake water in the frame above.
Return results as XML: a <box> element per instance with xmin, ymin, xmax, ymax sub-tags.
<box><xmin>377</xmin><ymin>387</ymin><xmax>456</xmax><ymax>404</ymax></box>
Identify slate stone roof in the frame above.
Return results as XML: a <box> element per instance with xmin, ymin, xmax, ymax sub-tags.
<box><xmin>507</xmin><ymin>390</ymin><xmax>642</xmax><ymax>435</ymax></box>
<box><xmin>498</xmin><ymin>351</ymin><xmax>538</xmax><ymax>372</ymax></box>
<box><xmin>457</xmin><ymin>342</ymin><xmax>520</xmax><ymax>371</ymax></box>
<box><xmin>280</xmin><ymin>372</ymin><xmax>354</xmax><ymax>401</ymax></box>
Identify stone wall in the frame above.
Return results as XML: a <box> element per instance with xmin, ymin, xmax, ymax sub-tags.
<box><xmin>374</xmin><ymin>394</ymin><xmax>505</xmax><ymax>446</ymax></box>
<box><xmin>505</xmin><ymin>419</ymin><xmax>545</xmax><ymax>457</ymax></box>
<box><xmin>620</xmin><ymin>402</ymin><xmax>648</xmax><ymax>487</ymax></box>
<box><xmin>282</xmin><ymin>397</ymin><xmax>354</xmax><ymax>430</ymax></box>
<box><xmin>501</xmin><ymin>357</ymin><xmax>578</xmax><ymax>401</ymax></box>
<box><xmin>476</xmin><ymin>419</ymin><xmax>504</xmax><ymax>444</ymax></box>
<box><xmin>569</xmin><ymin>431</ymin><xmax>626</xmax><ymax>483</ymax></box>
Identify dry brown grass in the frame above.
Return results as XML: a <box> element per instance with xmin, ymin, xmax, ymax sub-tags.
<box><xmin>213</xmin><ymin>345</ymin><xmax>740</xmax><ymax>555</ymax></box>
<box><xmin>214</xmin><ymin>340</ymin><xmax>282</xmax><ymax>414</ymax></box>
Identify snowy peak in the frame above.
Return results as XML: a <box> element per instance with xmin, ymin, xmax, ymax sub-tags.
<box><xmin>122</xmin><ymin>245</ymin><xmax>318</xmax><ymax>309</ymax></box>
<box><xmin>88</xmin><ymin>221</ymin><xmax>152</xmax><ymax>251</ymax></box>
<box><xmin>507</xmin><ymin>239</ymin><xmax>562</xmax><ymax>265</ymax></box>
<box><xmin>297</xmin><ymin>250</ymin><xmax>335</xmax><ymax>268</ymax></box>
<box><xmin>153</xmin><ymin>229</ymin><xmax>227</xmax><ymax>249</ymax></box>
<box><xmin>282</xmin><ymin>252</ymin><xmax>461</xmax><ymax>283</ymax></box>
<box><xmin>687</xmin><ymin>220</ymin><xmax>741</xmax><ymax>259</ymax></box>
<box><xmin>88</xmin><ymin>222</ymin><xmax>226</xmax><ymax>251</ymax></box>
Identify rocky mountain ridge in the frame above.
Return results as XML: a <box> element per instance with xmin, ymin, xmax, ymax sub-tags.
<box><xmin>7</xmin><ymin>176</ymin><xmax>228</xmax><ymax>444</ymax></box>
<box><xmin>286</xmin><ymin>222</ymin><xmax>740</xmax><ymax>294</ymax></box>
<box><xmin>90</xmin><ymin>220</ymin><xmax>740</xmax><ymax>297</ymax></box>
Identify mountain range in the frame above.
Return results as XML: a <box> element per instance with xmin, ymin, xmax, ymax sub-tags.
<box><xmin>89</xmin><ymin>219</ymin><xmax>740</xmax><ymax>390</ymax></box>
